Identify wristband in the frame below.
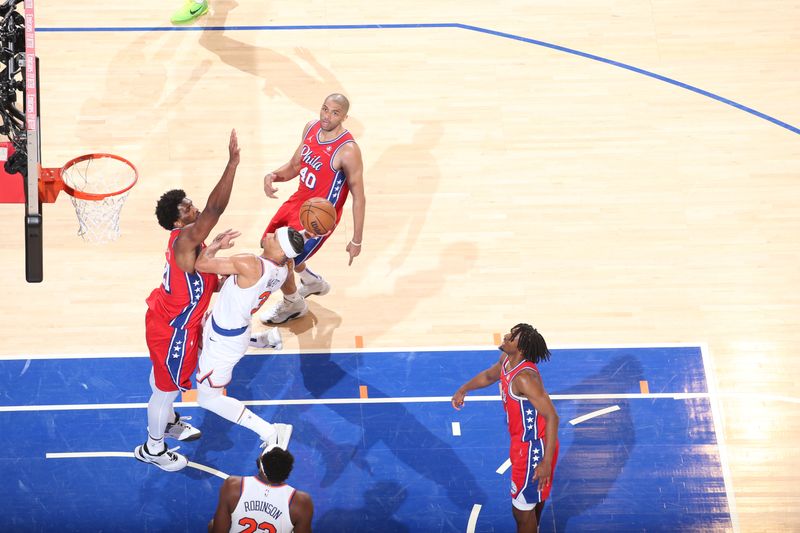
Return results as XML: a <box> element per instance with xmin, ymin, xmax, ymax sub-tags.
<box><xmin>350</xmin><ymin>240</ymin><xmax>362</xmax><ymax>246</ymax></box>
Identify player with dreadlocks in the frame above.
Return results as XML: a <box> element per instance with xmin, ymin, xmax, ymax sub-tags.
<box><xmin>452</xmin><ymin>324</ymin><xmax>559</xmax><ymax>533</ymax></box>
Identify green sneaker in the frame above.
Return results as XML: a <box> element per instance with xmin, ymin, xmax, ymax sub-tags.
<box><xmin>170</xmin><ymin>0</ymin><xmax>209</xmax><ymax>24</ymax></box>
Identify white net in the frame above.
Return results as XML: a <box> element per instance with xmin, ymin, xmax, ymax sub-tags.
<box><xmin>60</xmin><ymin>155</ymin><xmax>137</xmax><ymax>244</ymax></box>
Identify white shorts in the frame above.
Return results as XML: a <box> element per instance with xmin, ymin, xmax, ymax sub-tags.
<box><xmin>197</xmin><ymin>316</ymin><xmax>251</xmax><ymax>388</ymax></box>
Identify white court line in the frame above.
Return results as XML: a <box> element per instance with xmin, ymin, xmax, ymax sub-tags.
<box><xmin>452</xmin><ymin>422</ymin><xmax>461</xmax><ymax>436</ymax></box>
<box><xmin>0</xmin><ymin>393</ymin><xmax>718</xmax><ymax>413</ymax></box>
<box><xmin>466</xmin><ymin>504</ymin><xmax>482</xmax><ymax>533</ymax></box>
<box><xmin>47</xmin><ymin>451</ymin><xmax>133</xmax><ymax>459</ymax></box>
<box><xmin>700</xmin><ymin>343</ymin><xmax>739</xmax><ymax>533</ymax></box>
<box><xmin>0</xmin><ymin>393</ymin><xmax>715</xmax><ymax>413</ymax></box>
<box><xmin>569</xmin><ymin>405</ymin><xmax>620</xmax><ymax>425</ymax></box>
<box><xmin>45</xmin><ymin>451</ymin><xmax>229</xmax><ymax>480</ymax></box>
<box><xmin>0</xmin><ymin>342</ymin><xmax>710</xmax><ymax>360</ymax></box>
<box><xmin>496</xmin><ymin>458</ymin><xmax>511</xmax><ymax>474</ymax></box>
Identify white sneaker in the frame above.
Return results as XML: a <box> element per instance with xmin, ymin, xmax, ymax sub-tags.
<box><xmin>275</xmin><ymin>423</ymin><xmax>293</xmax><ymax>450</ymax></box>
<box><xmin>134</xmin><ymin>443</ymin><xmax>188</xmax><ymax>472</ymax></box>
<box><xmin>164</xmin><ymin>412</ymin><xmax>201</xmax><ymax>442</ymax></box>
<box><xmin>250</xmin><ymin>328</ymin><xmax>283</xmax><ymax>350</ymax></box>
<box><xmin>259</xmin><ymin>298</ymin><xmax>308</xmax><ymax>324</ymax></box>
<box><xmin>298</xmin><ymin>277</ymin><xmax>331</xmax><ymax>298</ymax></box>
<box><xmin>261</xmin><ymin>423</ymin><xmax>293</xmax><ymax>451</ymax></box>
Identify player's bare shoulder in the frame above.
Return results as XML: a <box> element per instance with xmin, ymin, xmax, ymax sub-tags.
<box><xmin>221</xmin><ymin>475</ymin><xmax>243</xmax><ymax>504</ymax></box>
<box><xmin>289</xmin><ymin>489</ymin><xmax>314</xmax><ymax>530</ymax></box>
<box><xmin>333</xmin><ymin>139</ymin><xmax>363</xmax><ymax>172</ymax></box>
<box><xmin>512</xmin><ymin>365</ymin><xmax>544</xmax><ymax>397</ymax></box>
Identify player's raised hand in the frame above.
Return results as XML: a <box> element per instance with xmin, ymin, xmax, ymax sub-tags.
<box><xmin>264</xmin><ymin>172</ymin><xmax>279</xmax><ymax>198</ymax></box>
<box><xmin>211</xmin><ymin>228</ymin><xmax>241</xmax><ymax>249</ymax></box>
<box><xmin>228</xmin><ymin>129</ymin><xmax>240</xmax><ymax>166</ymax></box>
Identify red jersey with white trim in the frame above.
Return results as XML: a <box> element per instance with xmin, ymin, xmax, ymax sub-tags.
<box><xmin>145</xmin><ymin>229</ymin><xmax>219</xmax><ymax>330</ymax></box>
<box><xmin>500</xmin><ymin>355</ymin><xmax>548</xmax><ymax>444</ymax></box>
<box><xmin>288</xmin><ymin>120</ymin><xmax>354</xmax><ymax>220</ymax></box>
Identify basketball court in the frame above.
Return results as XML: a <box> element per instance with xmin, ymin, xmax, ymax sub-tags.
<box><xmin>2</xmin><ymin>1</ymin><xmax>799</xmax><ymax>531</ymax></box>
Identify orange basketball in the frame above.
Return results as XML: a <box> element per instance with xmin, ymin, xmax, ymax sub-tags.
<box><xmin>299</xmin><ymin>197</ymin><xmax>337</xmax><ymax>235</ymax></box>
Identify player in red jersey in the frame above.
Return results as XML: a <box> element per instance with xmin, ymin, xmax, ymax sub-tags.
<box><xmin>134</xmin><ymin>129</ymin><xmax>241</xmax><ymax>472</ymax></box>
<box><xmin>452</xmin><ymin>324</ymin><xmax>559</xmax><ymax>533</ymax></box>
<box><xmin>259</xmin><ymin>93</ymin><xmax>366</xmax><ymax>324</ymax></box>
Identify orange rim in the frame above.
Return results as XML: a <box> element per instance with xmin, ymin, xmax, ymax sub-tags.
<box><xmin>59</xmin><ymin>153</ymin><xmax>138</xmax><ymax>201</ymax></box>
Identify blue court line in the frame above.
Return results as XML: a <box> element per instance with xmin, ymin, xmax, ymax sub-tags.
<box><xmin>36</xmin><ymin>22</ymin><xmax>800</xmax><ymax>136</ymax></box>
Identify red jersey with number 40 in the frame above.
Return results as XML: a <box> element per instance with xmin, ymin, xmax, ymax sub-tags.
<box><xmin>500</xmin><ymin>355</ymin><xmax>549</xmax><ymax>444</ymax></box>
<box><xmin>288</xmin><ymin>120</ymin><xmax>354</xmax><ymax>220</ymax></box>
<box><xmin>145</xmin><ymin>229</ymin><xmax>219</xmax><ymax>330</ymax></box>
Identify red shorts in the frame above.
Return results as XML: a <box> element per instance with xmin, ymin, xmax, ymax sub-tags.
<box><xmin>263</xmin><ymin>199</ymin><xmax>338</xmax><ymax>265</ymax></box>
<box><xmin>265</xmin><ymin>199</ymin><xmax>304</xmax><ymax>234</ymax></box>
<box><xmin>145</xmin><ymin>309</ymin><xmax>202</xmax><ymax>392</ymax></box>
<box><xmin>510</xmin><ymin>439</ymin><xmax>559</xmax><ymax>509</ymax></box>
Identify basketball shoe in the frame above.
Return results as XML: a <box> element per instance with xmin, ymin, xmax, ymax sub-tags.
<box><xmin>134</xmin><ymin>443</ymin><xmax>188</xmax><ymax>472</ymax></box>
<box><xmin>170</xmin><ymin>0</ymin><xmax>208</xmax><ymax>24</ymax></box>
<box><xmin>298</xmin><ymin>277</ymin><xmax>331</xmax><ymax>298</ymax></box>
<box><xmin>164</xmin><ymin>411</ymin><xmax>202</xmax><ymax>441</ymax></box>
<box><xmin>250</xmin><ymin>328</ymin><xmax>283</xmax><ymax>350</ymax></box>
<box><xmin>260</xmin><ymin>423</ymin><xmax>294</xmax><ymax>451</ymax></box>
<box><xmin>259</xmin><ymin>298</ymin><xmax>308</xmax><ymax>324</ymax></box>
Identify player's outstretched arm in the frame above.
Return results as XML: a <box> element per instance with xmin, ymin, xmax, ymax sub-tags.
<box><xmin>342</xmin><ymin>142</ymin><xmax>365</xmax><ymax>266</ymax></box>
<box><xmin>209</xmin><ymin>476</ymin><xmax>241</xmax><ymax>533</ymax></box>
<box><xmin>451</xmin><ymin>356</ymin><xmax>503</xmax><ymax>410</ymax></box>
<box><xmin>264</xmin><ymin>121</ymin><xmax>315</xmax><ymax>198</ymax></box>
<box><xmin>177</xmin><ymin>129</ymin><xmax>241</xmax><ymax>258</ymax></box>
<box><xmin>515</xmin><ymin>370</ymin><xmax>559</xmax><ymax>488</ymax></box>
<box><xmin>289</xmin><ymin>490</ymin><xmax>314</xmax><ymax>533</ymax></box>
<box><xmin>195</xmin><ymin>230</ymin><xmax>259</xmax><ymax>280</ymax></box>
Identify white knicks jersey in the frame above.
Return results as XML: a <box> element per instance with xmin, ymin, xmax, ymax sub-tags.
<box><xmin>212</xmin><ymin>257</ymin><xmax>288</xmax><ymax>331</ymax></box>
<box><xmin>230</xmin><ymin>477</ymin><xmax>296</xmax><ymax>533</ymax></box>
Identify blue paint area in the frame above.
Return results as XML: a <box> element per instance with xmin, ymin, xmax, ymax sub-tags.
<box><xmin>0</xmin><ymin>347</ymin><xmax>731</xmax><ymax>531</ymax></box>
<box><xmin>35</xmin><ymin>23</ymin><xmax>799</xmax><ymax>135</ymax></box>
<box><xmin>0</xmin><ymin>346</ymin><xmax>704</xmax><ymax>406</ymax></box>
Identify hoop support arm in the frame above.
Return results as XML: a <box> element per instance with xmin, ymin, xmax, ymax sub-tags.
<box><xmin>38</xmin><ymin>167</ymin><xmax>63</xmax><ymax>203</ymax></box>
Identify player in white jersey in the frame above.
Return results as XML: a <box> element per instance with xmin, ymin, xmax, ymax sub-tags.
<box><xmin>210</xmin><ymin>446</ymin><xmax>314</xmax><ymax>533</ymax></box>
<box><xmin>194</xmin><ymin>227</ymin><xmax>305</xmax><ymax>447</ymax></box>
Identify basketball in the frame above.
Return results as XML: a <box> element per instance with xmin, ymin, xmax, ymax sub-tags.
<box><xmin>299</xmin><ymin>197</ymin><xmax>337</xmax><ymax>235</ymax></box>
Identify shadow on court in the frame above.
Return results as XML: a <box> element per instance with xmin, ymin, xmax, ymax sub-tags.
<box><xmin>548</xmin><ymin>355</ymin><xmax>640</xmax><ymax>532</ymax></box>
<box><xmin>316</xmin><ymin>480</ymin><xmax>410</xmax><ymax>533</ymax></box>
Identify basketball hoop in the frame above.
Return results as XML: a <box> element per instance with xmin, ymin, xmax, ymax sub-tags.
<box><xmin>39</xmin><ymin>153</ymin><xmax>138</xmax><ymax>244</ymax></box>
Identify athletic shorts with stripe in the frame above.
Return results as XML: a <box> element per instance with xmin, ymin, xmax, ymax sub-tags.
<box><xmin>196</xmin><ymin>318</ymin><xmax>251</xmax><ymax>388</ymax></box>
<box><xmin>145</xmin><ymin>308</ymin><xmax>201</xmax><ymax>392</ymax></box>
<box><xmin>510</xmin><ymin>438</ymin><xmax>559</xmax><ymax>510</ymax></box>
<box><xmin>263</xmin><ymin>199</ymin><xmax>337</xmax><ymax>266</ymax></box>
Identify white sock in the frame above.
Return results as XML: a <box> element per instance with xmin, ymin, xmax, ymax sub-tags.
<box><xmin>283</xmin><ymin>290</ymin><xmax>302</xmax><ymax>303</ymax></box>
<box><xmin>197</xmin><ymin>381</ymin><xmax>276</xmax><ymax>441</ymax></box>
<box><xmin>146</xmin><ymin>370</ymin><xmax>178</xmax><ymax>451</ymax></box>
<box><xmin>194</xmin><ymin>0</ymin><xmax>205</xmax><ymax>4</ymax></box>
<box><xmin>299</xmin><ymin>267</ymin><xmax>321</xmax><ymax>285</ymax></box>
<box><xmin>239</xmin><ymin>409</ymin><xmax>277</xmax><ymax>442</ymax></box>
<box><xmin>146</xmin><ymin>435</ymin><xmax>166</xmax><ymax>454</ymax></box>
